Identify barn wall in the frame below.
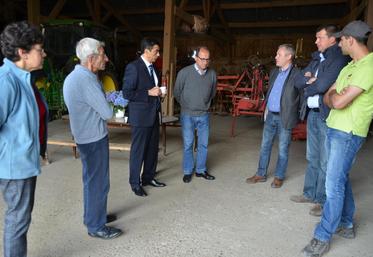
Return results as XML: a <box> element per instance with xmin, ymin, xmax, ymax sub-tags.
<box><xmin>175</xmin><ymin>34</ymin><xmax>316</xmax><ymax>74</ymax></box>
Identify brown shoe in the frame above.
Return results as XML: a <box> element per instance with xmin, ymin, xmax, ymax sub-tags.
<box><xmin>309</xmin><ymin>203</ymin><xmax>322</xmax><ymax>216</ymax></box>
<box><xmin>290</xmin><ymin>195</ymin><xmax>314</xmax><ymax>203</ymax></box>
<box><xmin>246</xmin><ymin>175</ymin><xmax>266</xmax><ymax>184</ymax></box>
<box><xmin>271</xmin><ymin>178</ymin><xmax>284</xmax><ymax>188</ymax></box>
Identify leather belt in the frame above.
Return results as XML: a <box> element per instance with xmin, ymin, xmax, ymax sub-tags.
<box><xmin>310</xmin><ymin>108</ymin><xmax>320</xmax><ymax>112</ymax></box>
<box><xmin>270</xmin><ymin>111</ymin><xmax>280</xmax><ymax>115</ymax></box>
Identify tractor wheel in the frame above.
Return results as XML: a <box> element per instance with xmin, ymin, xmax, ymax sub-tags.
<box><xmin>99</xmin><ymin>71</ymin><xmax>119</xmax><ymax>92</ymax></box>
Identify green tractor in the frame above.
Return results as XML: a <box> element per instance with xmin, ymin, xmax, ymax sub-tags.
<box><xmin>36</xmin><ymin>19</ymin><xmax>119</xmax><ymax>118</ymax></box>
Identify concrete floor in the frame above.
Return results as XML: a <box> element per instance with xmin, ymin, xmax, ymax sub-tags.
<box><xmin>1</xmin><ymin>115</ymin><xmax>373</xmax><ymax>257</ymax></box>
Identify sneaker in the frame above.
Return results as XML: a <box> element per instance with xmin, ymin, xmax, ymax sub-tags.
<box><xmin>290</xmin><ymin>195</ymin><xmax>314</xmax><ymax>203</ymax></box>
<box><xmin>302</xmin><ymin>238</ymin><xmax>330</xmax><ymax>257</ymax></box>
<box><xmin>309</xmin><ymin>204</ymin><xmax>322</xmax><ymax>217</ymax></box>
<box><xmin>336</xmin><ymin>226</ymin><xmax>355</xmax><ymax>239</ymax></box>
<box><xmin>88</xmin><ymin>226</ymin><xmax>123</xmax><ymax>240</ymax></box>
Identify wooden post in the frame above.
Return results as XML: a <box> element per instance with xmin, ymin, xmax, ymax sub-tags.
<box><xmin>27</xmin><ymin>0</ymin><xmax>40</xmax><ymax>26</ymax></box>
<box><xmin>366</xmin><ymin>0</ymin><xmax>373</xmax><ymax>51</ymax></box>
<box><xmin>94</xmin><ymin>0</ymin><xmax>102</xmax><ymax>23</ymax></box>
<box><xmin>162</xmin><ymin>0</ymin><xmax>176</xmax><ymax>116</ymax></box>
<box><xmin>48</xmin><ymin>0</ymin><xmax>67</xmax><ymax>19</ymax></box>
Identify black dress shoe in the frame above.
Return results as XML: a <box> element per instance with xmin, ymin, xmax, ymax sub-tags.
<box><xmin>132</xmin><ymin>186</ymin><xmax>147</xmax><ymax>197</ymax></box>
<box><xmin>142</xmin><ymin>179</ymin><xmax>166</xmax><ymax>187</ymax></box>
<box><xmin>106</xmin><ymin>214</ymin><xmax>117</xmax><ymax>223</ymax></box>
<box><xmin>183</xmin><ymin>174</ymin><xmax>192</xmax><ymax>183</ymax></box>
<box><xmin>196</xmin><ymin>172</ymin><xmax>215</xmax><ymax>180</ymax></box>
<box><xmin>88</xmin><ymin>226</ymin><xmax>123</xmax><ymax>240</ymax></box>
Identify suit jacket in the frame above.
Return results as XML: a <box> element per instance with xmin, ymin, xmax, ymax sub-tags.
<box><xmin>122</xmin><ymin>58</ymin><xmax>161</xmax><ymax>127</ymax></box>
<box><xmin>265</xmin><ymin>66</ymin><xmax>301</xmax><ymax>129</ymax></box>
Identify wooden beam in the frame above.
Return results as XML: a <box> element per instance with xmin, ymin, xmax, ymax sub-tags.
<box><xmin>175</xmin><ymin>7</ymin><xmax>194</xmax><ymax>25</ymax></box>
<box><xmin>94</xmin><ymin>0</ymin><xmax>101</xmax><ymax>23</ymax></box>
<box><xmin>366</xmin><ymin>0</ymin><xmax>373</xmax><ymax>51</ymax></box>
<box><xmin>202</xmin><ymin>0</ymin><xmax>211</xmax><ymax>22</ymax></box>
<box><xmin>28</xmin><ymin>0</ymin><xmax>40</xmax><ymax>25</ymax></box>
<box><xmin>120</xmin><ymin>7</ymin><xmax>164</xmax><ymax>15</ymax></box>
<box><xmin>100</xmin><ymin>0</ymin><xmax>142</xmax><ymax>40</ymax></box>
<box><xmin>162</xmin><ymin>0</ymin><xmax>176</xmax><ymax>116</ymax></box>
<box><xmin>48</xmin><ymin>0</ymin><xmax>67</xmax><ymax>19</ymax></box>
<box><xmin>115</xmin><ymin>25</ymin><xmax>164</xmax><ymax>32</ymax></box>
<box><xmin>213</xmin><ymin>0</ymin><xmax>230</xmax><ymax>34</ymax></box>
<box><xmin>212</xmin><ymin>0</ymin><xmax>233</xmax><ymax>62</ymax></box>
<box><xmin>86</xmin><ymin>0</ymin><xmax>98</xmax><ymax>23</ymax></box>
<box><xmin>117</xmin><ymin>0</ymin><xmax>347</xmax><ymax>15</ymax></box>
<box><xmin>218</xmin><ymin>0</ymin><xmax>347</xmax><ymax>9</ymax></box>
<box><xmin>341</xmin><ymin>0</ymin><xmax>368</xmax><ymax>25</ymax></box>
<box><xmin>176</xmin><ymin>0</ymin><xmax>189</xmax><ymax>27</ymax></box>
<box><xmin>102</xmin><ymin>12</ymin><xmax>112</xmax><ymax>23</ymax></box>
<box><xmin>227</xmin><ymin>19</ymin><xmax>341</xmax><ymax>28</ymax></box>
<box><xmin>349</xmin><ymin>0</ymin><xmax>359</xmax><ymax>11</ymax></box>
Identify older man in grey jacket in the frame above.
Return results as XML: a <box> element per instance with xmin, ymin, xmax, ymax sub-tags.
<box><xmin>63</xmin><ymin>38</ymin><xmax>122</xmax><ymax>240</ymax></box>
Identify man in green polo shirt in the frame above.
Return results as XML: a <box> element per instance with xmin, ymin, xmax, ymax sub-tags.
<box><xmin>302</xmin><ymin>20</ymin><xmax>373</xmax><ymax>257</ymax></box>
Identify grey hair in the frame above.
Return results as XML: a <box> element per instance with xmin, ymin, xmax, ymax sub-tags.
<box><xmin>278</xmin><ymin>44</ymin><xmax>295</xmax><ymax>60</ymax></box>
<box><xmin>76</xmin><ymin>37</ymin><xmax>105</xmax><ymax>64</ymax></box>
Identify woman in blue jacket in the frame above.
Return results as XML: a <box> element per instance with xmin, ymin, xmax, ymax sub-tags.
<box><xmin>0</xmin><ymin>21</ymin><xmax>46</xmax><ymax>257</ymax></box>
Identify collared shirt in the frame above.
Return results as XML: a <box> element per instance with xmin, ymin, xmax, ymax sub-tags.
<box><xmin>194</xmin><ymin>63</ymin><xmax>207</xmax><ymax>75</ymax></box>
<box><xmin>307</xmin><ymin>53</ymin><xmax>326</xmax><ymax>108</ymax></box>
<box><xmin>327</xmin><ymin>53</ymin><xmax>373</xmax><ymax>137</ymax></box>
<box><xmin>141</xmin><ymin>55</ymin><xmax>158</xmax><ymax>85</ymax></box>
<box><xmin>267</xmin><ymin>65</ymin><xmax>292</xmax><ymax>112</ymax></box>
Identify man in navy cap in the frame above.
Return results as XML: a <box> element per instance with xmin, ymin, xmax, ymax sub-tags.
<box><xmin>302</xmin><ymin>20</ymin><xmax>373</xmax><ymax>257</ymax></box>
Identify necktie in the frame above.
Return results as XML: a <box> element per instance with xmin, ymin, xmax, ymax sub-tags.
<box><xmin>149</xmin><ymin>64</ymin><xmax>155</xmax><ymax>85</ymax></box>
<box><xmin>149</xmin><ymin>64</ymin><xmax>160</xmax><ymax>109</ymax></box>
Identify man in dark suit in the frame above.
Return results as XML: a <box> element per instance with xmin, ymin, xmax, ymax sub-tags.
<box><xmin>122</xmin><ymin>38</ymin><xmax>166</xmax><ymax>197</ymax></box>
<box><xmin>246</xmin><ymin>44</ymin><xmax>301</xmax><ymax>188</ymax></box>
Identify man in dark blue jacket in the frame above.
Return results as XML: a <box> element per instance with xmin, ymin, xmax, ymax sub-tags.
<box><xmin>290</xmin><ymin>25</ymin><xmax>349</xmax><ymax>216</ymax></box>
<box><xmin>122</xmin><ymin>38</ymin><xmax>166</xmax><ymax>197</ymax></box>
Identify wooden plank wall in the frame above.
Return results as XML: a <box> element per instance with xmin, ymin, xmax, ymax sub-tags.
<box><xmin>175</xmin><ymin>34</ymin><xmax>315</xmax><ymax>74</ymax></box>
<box><xmin>117</xmin><ymin>34</ymin><xmax>317</xmax><ymax>76</ymax></box>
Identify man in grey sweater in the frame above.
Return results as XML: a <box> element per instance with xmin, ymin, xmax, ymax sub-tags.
<box><xmin>174</xmin><ymin>46</ymin><xmax>217</xmax><ymax>183</ymax></box>
<box><xmin>63</xmin><ymin>38</ymin><xmax>122</xmax><ymax>240</ymax></box>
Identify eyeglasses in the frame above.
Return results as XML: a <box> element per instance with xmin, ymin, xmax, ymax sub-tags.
<box><xmin>197</xmin><ymin>56</ymin><xmax>210</xmax><ymax>62</ymax></box>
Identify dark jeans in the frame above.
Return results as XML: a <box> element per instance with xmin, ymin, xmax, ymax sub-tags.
<box><xmin>77</xmin><ymin>135</ymin><xmax>110</xmax><ymax>233</ymax></box>
<box><xmin>0</xmin><ymin>176</ymin><xmax>36</xmax><ymax>257</ymax></box>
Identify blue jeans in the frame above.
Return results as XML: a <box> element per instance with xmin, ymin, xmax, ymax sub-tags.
<box><xmin>0</xmin><ymin>176</ymin><xmax>36</xmax><ymax>257</ymax></box>
<box><xmin>256</xmin><ymin>112</ymin><xmax>292</xmax><ymax>180</ymax></box>
<box><xmin>181</xmin><ymin>113</ymin><xmax>209</xmax><ymax>174</ymax></box>
<box><xmin>314</xmin><ymin>128</ymin><xmax>365</xmax><ymax>242</ymax></box>
<box><xmin>303</xmin><ymin>110</ymin><xmax>328</xmax><ymax>204</ymax></box>
<box><xmin>77</xmin><ymin>135</ymin><xmax>110</xmax><ymax>233</ymax></box>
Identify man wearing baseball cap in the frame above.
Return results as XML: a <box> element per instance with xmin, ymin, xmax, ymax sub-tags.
<box><xmin>303</xmin><ymin>20</ymin><xmax>373</xmax><ymax>257</ymax></box>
